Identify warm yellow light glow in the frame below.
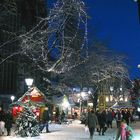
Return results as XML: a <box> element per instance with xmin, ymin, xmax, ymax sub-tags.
<box><xmin>106</xmin><ymin>96</ymin><xmax>109</xmax><ymax>102</ymax></box>
<box><xmin>125</xmin><ymin>97</ymin><xmax>128</xmax><ymax>102</ymax></box>
<box><xmin>81</xmin><ymin>92</ymin><xmax>86</xmax><ymax>98</ymax></box>
<box><xmin>88</xmin><ymin>103</ymin><xmax>93</xmax><ymax>106</ymax></box>
<box><xmin>110</xmin><ymin>95</ymin><xmax>113</xmax><ymax>101</ymax></box>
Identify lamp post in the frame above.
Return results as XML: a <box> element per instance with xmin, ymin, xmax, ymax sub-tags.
<box><xmin>119</xmin><ymin>85</ymin><xmax>123</xmax><ymax>101</ymax></box>
<box><xmin>25</xmin><ymin>78</ymin><xmax>34</xmax><ymax>89</ymax></box>
<box><xmin>109</xmin><ymin>86</ymin><xmax>114</xmax><ymax>102</ymax></box>
<box><xmin>25</xmin><ymin>78</ymin><xmax>34</xmax><ymax>103</ymax></box>
<box><xmin>110</xmin><ymin>86</ymin><xmax>114</xmax><ymax>92</ymax></box>
<box><xmin>120</xmin><ymin>87</ymin><xmax>122</xmax><ymax>92</ymax></box>
<box><xmin>11</xmin><ymin>95</ymin><xmax>15</xmax><ymax>103</ymax></box>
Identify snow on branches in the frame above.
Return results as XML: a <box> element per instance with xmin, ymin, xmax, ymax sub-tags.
<box><xmin>0</xmin><ymin>0</ymin><xmax>88</xmax><ymax>74</ymax></box>
<box><xmin>15</xmin><ymin>106</ymin><xmax>40</xmax><ymax>137</ymax></box>
<box><xmin>19</xmin><ymin>0</ymin><xmax>88</xmax><ymax>73</ymax></box>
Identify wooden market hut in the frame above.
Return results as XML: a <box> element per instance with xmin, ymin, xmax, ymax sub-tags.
<box><xmin>11</xmin><ymin>86</ymin><xmax>50</xmax><ymax>120</ymax></box>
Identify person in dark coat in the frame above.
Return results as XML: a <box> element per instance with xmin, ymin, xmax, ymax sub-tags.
<box><xmin>115</xmin><ymin>110</ymin><xmax>122</xmax><ymax>128</ymax></box>
<box><xmin>125</xmin><ymin>110</ymin><xmax>131</xmax><ymax>125</ymax></box>
<box><xmin>98</xmin><ymin>110</ymin><xmax>107</xmax><ymax>135</ymax></box>
<box><xmin>4</xmin><ymin>110</ymin><xmax>13</xmax><ymax>136</ymax></box>
<box><xmin>85</xmin><ymin>109</ymin><xmax>98</xmax><ymax>140</ymax></box>
<box><xmin>121</xmin><ymin>110</ymin><xmax>126</xmax><ymax>121</ymax></box>
<box><xmin>40</xmin><ymin>107</ymin><xmax>50</xmax><ymax>133</ymax></box>
<box><xmin>106</xmin><ymin>109</ymin><xmax>113</xmax><ymax>128</ymax></box>
<box><xmin>60</xmin><ymin>110</ymin><xmax>65</xmax><ymax>123</ymax></box>
<box><xmin>0</xmin><ymin>107</ymin><xmax>5</xmax><ymax>121</ymax></box>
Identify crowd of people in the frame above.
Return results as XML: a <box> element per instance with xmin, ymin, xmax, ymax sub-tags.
<box><xmin>0</xmin><ymin>105</ymin><xmax>136</xmax><ymax>139</ymax></box>
<box><xmin>39</xmin><ymin>106</ymin><xmax>135</xmax><ymax>140</ymax></box>
<box><xmin>85</xmin><ymin>108</ymin><xmax>135</xmax><ymax>140</ymax></box>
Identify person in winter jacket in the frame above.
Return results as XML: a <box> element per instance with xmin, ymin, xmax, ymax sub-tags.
<box><xmin>4</xmin><ymin>110</ymin><xmax>13</xmax><ymax>136</ymax></box>
<box><xmin>39</xmin><ymin>106</ymin><xmax>50</xmax><ymax>133</ymax></box>
<box><xmin>85</xmin><ymin>109</ymin><xmax>98</xmax><ymax>140</ymax></box>
<box><xmin>98</xmin><ymin>110</ymin><xmax>107</xmax><ymax>135</ymax></box>
<box><xmin>60</xmin><ymin>110</ymin><xmax>65</xmax><ymax>123</ymax></box>
<box><xmin>106</xmin><ymin>109</ymin><xmax>113</xmax><ymax>128</ymax></box>
<box><xmin>115</xmin><ymin>121</ymin><xmax>134</xmax><ymax>140</ymax></box>
<box><xmin>115</xmin><ymin>110</ymin><xmax>123</xmax><ymax>128</ymax></box>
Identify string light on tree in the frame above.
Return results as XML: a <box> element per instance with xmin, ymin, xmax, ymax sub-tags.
<box><xmin>0</xmin><ymin>0</ymin><xmax>88</xmax><ymax>74</ymax></box>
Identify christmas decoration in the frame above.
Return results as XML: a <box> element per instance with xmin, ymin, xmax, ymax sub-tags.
<box><xmin>15</xmin><ymin>106</ymin><xmax>39</xmax><ymax>137</ymax></box>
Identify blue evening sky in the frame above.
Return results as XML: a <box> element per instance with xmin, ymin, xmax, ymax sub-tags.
<box><xmin>85</xmin><ymin>0</ymin><xmax>140</xmax><ymax>79</ymax></box>
<box><xmin>48</xmin><ymin>0</ymin><xmax>140</xmax><ymax>79</ymax></box>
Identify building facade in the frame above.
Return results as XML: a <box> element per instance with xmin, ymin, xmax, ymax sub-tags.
<box><xmin>0</xmin><ymin>0</ymin><xmax>47</xmax><ymax>108</ymax></box>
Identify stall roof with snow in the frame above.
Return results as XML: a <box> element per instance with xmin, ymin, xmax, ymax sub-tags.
<box><xmin>13</xmin><ymin>86</ymin><xmax>49</xmax><ymax>107</ymax></box>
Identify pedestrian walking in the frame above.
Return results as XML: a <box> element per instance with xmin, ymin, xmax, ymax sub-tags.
<box><xmin>60</xmin><ymin>110</ymin><xmax>65</xmax><ymax>123</ymax></box>
<box><xmin>39</xmin><ymin>106</ymin><xmax>51</xmax><ymax>133</ymax></box>
<box><xmin>115</xmin><ymin>121</ymin><xmax>134</xmax><ymax>140</ymax></box>
<box><xmin>98</xmin><ymin>110</ymin><xmax>107</xmax><ymax>135</ymax></box>
<box><xmin>106</xmin><ymin>109</ymin><xmax>113</xmax><ymax>128</ymax></box>
<box><xmin>115</xmin><ymin>110</ymin><xmax>122</xmax><ymax>128</ymax></box>
<box><xmin>125</xmin><ymin>110</ymin><xmax>131</xmax><ymax>125</ymax></box>
<box><xmin>85</xmin><ymin>109</ymin><xmax>98</xmax><ymax>140</ymax></box>
<box><xmin>4</xmin><ymin>110</ymin><xmax>13</xmax><ymax>136</ymax></box>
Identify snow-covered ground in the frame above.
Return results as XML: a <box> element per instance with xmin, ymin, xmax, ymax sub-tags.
<box><xmin>1</xmin><ymin>120</ymin><xmax>140</xmax><ymax>140</ymax></box>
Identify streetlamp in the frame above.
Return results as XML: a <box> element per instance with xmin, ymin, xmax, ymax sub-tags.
<box><xmin>120</xmin><ymin>87</ymin><xmax>122</xmax><ymax>92</ymax></box>
<box><xmin>109</xmin><ymin>86</ymin><xmax>114</xmax><ymax>102</ymax></box>
<box><xmin>25</xmin><ymin>78</ymin><xmax>34</xmax><ymax>88</ymax></box>
<box><xmin>11</xmin><ymin>95</ymin><xmax>15</xmax><ymax>103</ymax></box>
<box><xmin>110</xmin><ymin>86</ymin><xmax>114</xmax><ymax>92</ymax></box>
<box><xmin>25</xmin><ymin>78</ymin><xmax>34</xmax><ymax>104</ymax></box>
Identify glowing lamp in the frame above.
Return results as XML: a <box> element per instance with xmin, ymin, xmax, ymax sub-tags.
<box><xmin>25</xmin><ymin>78</ymin><xmax>33</xmax><ymax>88</ymax></box>
<box><xmin>137</xmin><ymin>107</ymin><xmax>140</xmax><ymax>112</ymax></box>
<box><xmin>110</xmin><ymin>86</ymin><xmax>114</xmax><ymax>92</ymax></box>
<box><xmin>11</xmin><ymin>96</ymin><xmax>15</xmax><ymax>102</ymax></box>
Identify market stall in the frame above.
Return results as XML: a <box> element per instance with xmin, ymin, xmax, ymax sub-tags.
<box><xmin>11</xmin><ymin>86</ymin><xmax>48</xmax><ymax>120</ymax></box>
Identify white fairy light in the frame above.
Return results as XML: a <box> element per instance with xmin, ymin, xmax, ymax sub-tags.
<box><xmin>0</xmin><ymin>0</ymin><xmax>88</xmax><ymax>75</ymax></box>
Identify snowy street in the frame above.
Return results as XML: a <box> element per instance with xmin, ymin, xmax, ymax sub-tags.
<box><xmin>1</xmin><ymin>120</ymin><xmax>140</xmax><ymax>140</ymax></box>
